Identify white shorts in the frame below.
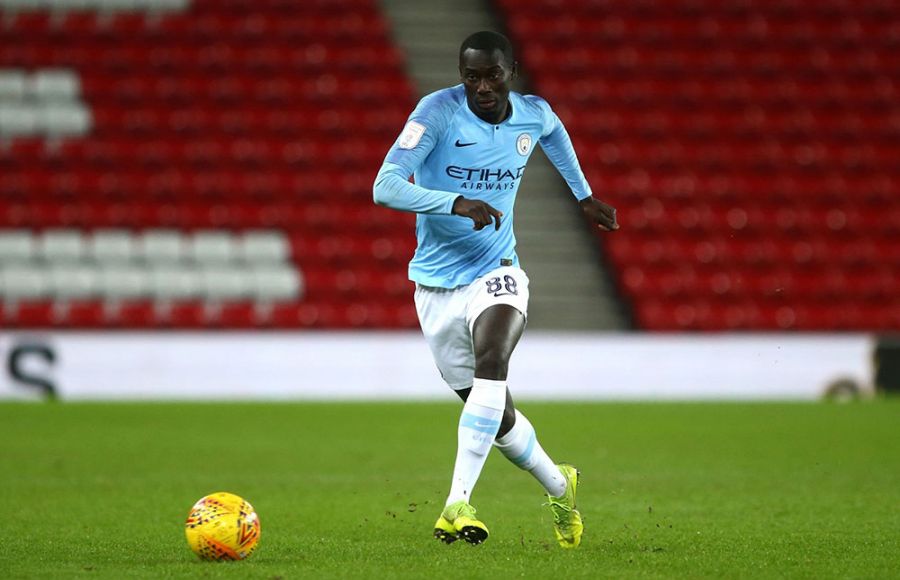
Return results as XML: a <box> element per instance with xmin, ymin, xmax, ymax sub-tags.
<box><xmin>414</xmin><ymin>266</ymin><xmax>530</xmax><ymax>390</ymax></box>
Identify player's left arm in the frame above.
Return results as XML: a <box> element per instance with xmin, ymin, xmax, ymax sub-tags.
<box><xmin>536</xmin><ymin>100</ymin><xmax>619</xmax><ymax>232</ymax></box>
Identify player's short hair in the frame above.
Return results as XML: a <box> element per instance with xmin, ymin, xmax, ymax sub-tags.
<box><xmin>459</xmin><ymin>31</ymin><xmax>514</xmax><ymax>66</ymax></box>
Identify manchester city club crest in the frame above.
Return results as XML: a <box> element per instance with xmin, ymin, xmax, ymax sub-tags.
<box><xmin>516</xmin><ymin>133</ymin><xmax>532</xmax><ymax>156</ymax></box>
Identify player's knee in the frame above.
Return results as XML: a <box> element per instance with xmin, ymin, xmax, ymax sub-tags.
<box><xmin>497</xmin><ymin>405</ymin><xmax>516</xmax><ymax>439</ymax></box>
<box><xmin>474</xmin><ymin>346</ymin><xmax>510</xmax><ymax>379</ymax></box>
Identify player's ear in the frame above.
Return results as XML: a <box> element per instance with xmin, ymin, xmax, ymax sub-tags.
<box><xmin>510</xmin><ymin>61</ymin><xmax>519</xmax><ymax>81</ymax></box>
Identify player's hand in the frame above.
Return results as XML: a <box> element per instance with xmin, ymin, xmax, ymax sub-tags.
<box><xmin>452</xmin><ymin>196</ymin><xmax>503</xmax><ymax>231</ymax></box>
<box><xmin>580</xmin><ymin>196</ymin><xmax>619</xmax><ymax>232</ymax></box>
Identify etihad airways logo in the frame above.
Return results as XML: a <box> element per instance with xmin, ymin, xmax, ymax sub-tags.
<box><xmin>446</xmin><ymin>165</ymin><xmax>525</xmax><ymax>181</ymax></box>
<box><xmin>445</xmin><ymin>165</ymin><xmax>526</xmax><ymax>191</ymax></box>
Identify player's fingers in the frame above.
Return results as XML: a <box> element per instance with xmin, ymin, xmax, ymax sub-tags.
<box><xmin>479</xmin><ymin>208</ymin><xmax>493</xmax><ymax>230</ymax></box>
<box><xmin>478</xmin><ymin>208</ymin><xmax>491</xmax><ymax>229</ymax></box>
<box><xmin>486</xmin><ymin>205</ymin><xmax>503</xmax><ymax>231</ymax></box>
<box><xmin>600</xmin><ymin>208</ymin><xmax>617</xmax><ymax>230</ymax></box>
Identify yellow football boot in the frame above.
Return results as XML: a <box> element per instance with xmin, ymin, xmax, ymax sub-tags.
<box><xmin>546</xmin><ymin>464</ymin><xmax>583</xmax><ymax>548</ymax></box>
<box><xmin>433</xmin><ymin>501</ymin><xmax>489</xmax><ymax>545</ymax></box>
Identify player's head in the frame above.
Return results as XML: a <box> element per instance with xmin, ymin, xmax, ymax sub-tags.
<box><xmin>459</xmin><ymin>31</ymin><xmax>518</xmax><ymax>124</ymax></box>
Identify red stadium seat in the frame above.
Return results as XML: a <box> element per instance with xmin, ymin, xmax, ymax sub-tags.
<box><xmin>9</xmin><ymin>302</ymin><xmax>56</xmax><ymax>328</ymax></box>
<box><xmin>497</xmin><ymin>0</ymin><xmax>899</xmax><ymax>331</ymax></box>
<box><xmin>2</xmin><ymin>0</ymin><xmax>896</xmax><ymax>331</ymax></box>
<box><xmin>165</xmin><ymin>302</ymin><xmax>208</xmax><ymax>329</ymax></box>
<box><xmin>108</xmin><ymin>302</ymin><xmax>157</xmax><ymax>328</ymax></box>
<box><xmin>60</xmin><ymin>301</ymin><xmax>107</xmax><ymax>328</ymax></box>
<box><xmin>216</xmin><ymin>302</ymin><xmax>259</xmax><ymax>329</ymax></box>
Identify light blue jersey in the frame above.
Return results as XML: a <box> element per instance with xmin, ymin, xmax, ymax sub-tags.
<box><xmin>373</xmin><ymin>85</ymin><xmax>592</xmax><ymax>289</ymax></box>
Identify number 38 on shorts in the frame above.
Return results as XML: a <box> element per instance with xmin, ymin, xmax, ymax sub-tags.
<box><xmin>485</xmin><ymin>275</ymin><xmax>518</xmax><ymax>297</ymax></box>
<box><xmin>413</xmin><ymin>265</ymin><xmax>531</xmax><ymax>385</ymax></box>
<box><xmin>467</xmin><ymin>266</ymin><xmax>530</xmax><ymax>330</ymax></box>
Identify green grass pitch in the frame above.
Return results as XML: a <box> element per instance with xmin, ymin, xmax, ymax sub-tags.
<box><xmin>1</xmin><ymin>400</ymin><xmax>898</xmax><ymax>578</ymax></box>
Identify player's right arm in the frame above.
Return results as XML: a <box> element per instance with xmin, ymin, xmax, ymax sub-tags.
<box><xmin>373</xmin><ymin>92</ymin><xmax>459</xmax><ymax>215</ymax></box>
<box><xmin>373</xmin><ymin>92</ymin><xmax>502</xmax><ymax>230</ymax></box>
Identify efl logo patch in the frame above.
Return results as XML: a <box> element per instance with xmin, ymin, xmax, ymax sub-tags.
<box><xmin>398</xmin><ymin>121</ymin><xmax>426</xmax><ymax>150</ymax></box>
<box><xmin>516</xmin><ymin>133</ymin><xmax>532</xmax><ymax>156</ymax></box>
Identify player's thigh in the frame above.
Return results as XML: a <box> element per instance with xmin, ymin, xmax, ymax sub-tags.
<box><xmin>471</xmin><ymin>304</ymin><xmax>526</xmax><ymax>363</ymax></box>
<box><xmin>414</xmin><ymin>286</ymin><xmax>475</xmax><ymax>390</ymax></box>
<box><xmin>465</xmin><ymin>266</ymin><xmax>530</xmax><ymax>334</ymax></box>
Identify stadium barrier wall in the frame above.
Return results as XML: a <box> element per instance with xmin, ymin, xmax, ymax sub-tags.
<box><xmin>0</xmin><ymin>332</ymin><xmax>875</xmax><ymax>401</ymax></box>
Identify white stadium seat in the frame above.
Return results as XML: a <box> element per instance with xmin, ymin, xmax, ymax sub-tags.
<box><xmin>0</xmin><ymin>106</ymin><xmax>39</xmax><ymax>137</ymax></box>
<box><xmin>240</xmin><ymin>230</ymin><xmax>290</xmax><ymax>264</ymax></box>
<box><xmin>49</xmin><ymin>265</ymin><xmax>98</xmax><ymax>300</ymax></box>
<box><xmin>96</xmin><ymin>0</ymin><xmax>141</xmax><ymax>10</ymax></box>
<box><xmin>191</xmin><ymin>231</ymin><xmax>237</xmax><ymax>264</ymax></box>
<box><xmin>45</xmin><ymin>0</ymin><xmax>94</xmax><ymax>10</ymax></box>
<box><xmin>39</xmin><ymin>104</ymin><xmax>92</xmax><ymax>137</ymax></box>
<box><xmin>0</xmin><ymin>0</ymin><xmax>41</xmax><ymax>11</ymax></box>
<box><xmin>38</xmin><ymin>229</ymin><xmax>86</xmax><ymax>262</ymax></box>
<box><xmin>98</xmin><ymin>267</ymin><xmax>150</xmax><ymax>300</ymax></box>
<box><xmin>0</xmin><ymin>68</ymin><xmax>90</xmax><ymax>139</ymax></box>
<box><xmin>201</xmin><ymin>267</ymin><xmax>252</xmax><ymax>301</ymax></box>
<box><xmin>0</xmin><ymin>230</ymin><xmax>36</xmax><ymax>262</ymax></box>
<box><xmin>0</xmin><ymin>70</ymin><xmax>27</xmax><ymax>101</ymax></box>
<box><xmin>89</xmin><ymin>229</ymin><xmax>136</xmax><ymax>263</ymax></box>
<box><xmin>139</xmin><ymin>229</ymin><xmax>186</xmax><ymax>263</ymax></box>
<box><xmin>150</xmin><ymin>267</ymin><xmax>200</xmax><ymax>300</ymax></box>
<box><xmin>250</xmin><ymin>266</ymin><xmax>303</xmax><ymax>302</ymax></box>
<box><xmin>1</xmin><ymin>266</ymin><xmax>50</xmax><ymax>300</ymax></box>
<box><xmin>151</xmin><ymin>0</ymin><xmax>190</xmax><ymax>10</ymax></box>
<box><xmin>30</xmin><ymin>70</ymin><xmax>81</xmax><ymax>101</ymax></box>
<box><xmin>0</xmin><ymin>227</ymin><xmax>300</xmax><ymax>306</ymax></box>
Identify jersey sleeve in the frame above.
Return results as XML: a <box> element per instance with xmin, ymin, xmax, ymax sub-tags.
<box><xmin>535</xmin><ymin>98</ymin><xmax>593</xmax><ymax>201</ymax></box>
<box><xmin>372</xmin><ymin>91</ymin><xmax>461</xmax><ymax>215</ymax></box>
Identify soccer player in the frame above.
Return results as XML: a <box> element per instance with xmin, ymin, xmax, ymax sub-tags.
<box><xmin>372</xmin><ymin>31</ymin><xmax>618</xmax><ymax>548</ymax></box>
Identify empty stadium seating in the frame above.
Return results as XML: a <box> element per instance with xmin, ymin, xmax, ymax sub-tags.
<box><xmin>0</xmin><ymin>228</ymin><xmax>302</xmax><ymax>325</ymax></box>
<box><xmin>0</xmin><ymin>68</ymin><xmax>91</xmax><ymax>139</ymax></box>
<box><xmin>0</xmin><ymin>0</ymin><xmax>418</xmax><ymax>328</ymax></box>
<box><xmin>4</xmin><ymin>0</ymin><xmax>897</xmax><ymax>332</ymax></box>
<box><xmin>496</xmin><ymin>0</ymin><xmax>899</xmax><ymax>331</ymax></box>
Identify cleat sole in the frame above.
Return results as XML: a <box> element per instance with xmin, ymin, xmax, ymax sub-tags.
<box><xmin>460</xmin><ymin>526</ymin><xmax>488</xmax><ymax>545</ymax></box>
<box><xmin>433</xmin><ymin>529</ymin><xmax>458</xmax><ymax>544</ymax></box>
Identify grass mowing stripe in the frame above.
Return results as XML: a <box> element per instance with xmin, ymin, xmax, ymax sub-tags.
<box><xmin>0</xmin><ymin>401</ymin><xmax>898</xmax><ymax>578</ymax></box>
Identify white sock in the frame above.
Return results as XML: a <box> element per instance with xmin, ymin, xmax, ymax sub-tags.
<box><xmin>494</xmin><ymin>410</ymin><xmax>567</xmax><ymax>497</ymax></box>
<box><xmin>445</xmin><ymin>378</ymin><xmax>507</xmax><ymax>506</ymax></box>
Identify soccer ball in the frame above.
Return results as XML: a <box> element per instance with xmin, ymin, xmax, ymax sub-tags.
<box><xmin>184</xmin><ymin>492</ymin><xmax>261</xmax><ymax>561</ymax></box>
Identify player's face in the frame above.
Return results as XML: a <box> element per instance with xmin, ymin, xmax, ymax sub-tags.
<box><xmin>459</xmin><ymin>48</ymin><xmax>517</xmax><ymax>124</ymax></box>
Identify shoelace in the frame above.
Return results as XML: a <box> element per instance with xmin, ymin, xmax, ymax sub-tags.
<box><xmin>447</xmin><ymin>503</ymin><xmax>477</xmax><ymax>522</ymax></box>
<box><xmin>544</xmin><ymin>497</ymin><xmax>572</xmax><ymax>525</ymax></box>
